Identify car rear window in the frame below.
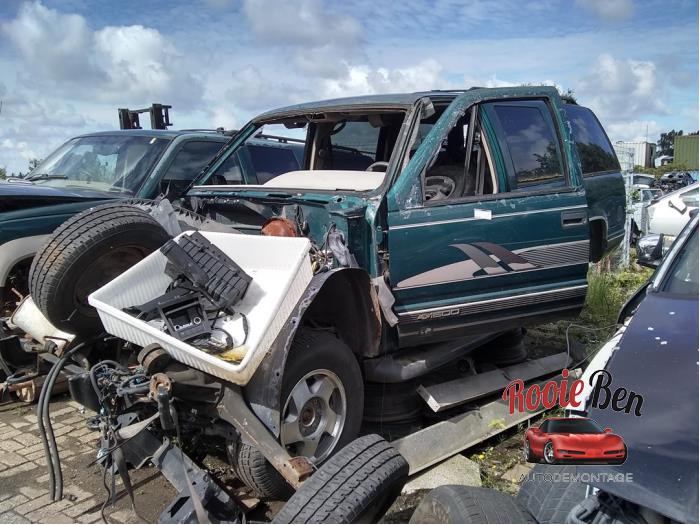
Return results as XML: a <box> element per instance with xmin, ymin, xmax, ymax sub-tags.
<box><xmin>564</xmin><ymin>104</ymin><xmax>620</xmax><ymax>175</ymax></box>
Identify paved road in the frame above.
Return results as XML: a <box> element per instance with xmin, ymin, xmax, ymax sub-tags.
<box><xmin>0</xmin><ymin>396</ymin><xmax>175</xmax><ymax>524</ymax></box>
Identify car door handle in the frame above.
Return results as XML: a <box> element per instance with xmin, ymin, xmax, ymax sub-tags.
<box><xmin>561</xmin><ymin>211</ymin><xmax>588</xmax><ymax>227</ymax></box>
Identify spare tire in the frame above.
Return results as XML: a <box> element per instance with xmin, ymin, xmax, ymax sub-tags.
<box><xmin>29</xmin><ymin>203</ymin><xmax>170</xmax><ymax>335</ymax></box>
<box><xmin>272</xmin><ymin>434</ymin><xmax>408</xmax><ymax>524</ymax></box>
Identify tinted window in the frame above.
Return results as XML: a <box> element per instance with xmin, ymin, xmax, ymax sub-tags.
<box><xmin>547</xmin><ymin>419</ymin><xmax>604</xmax><ymax>434</ymax></box>
<box><xmin>162</xmin><ymin>141</ymin><xmax>223</xmax><ymax>181</ymax></box>
<box><xmin>489</xmin><ymin>102</ymin><xmax>565</xmax><ymax>190</ymax></box>
<box><xmin>564</xmin><ymin>105</ymin><xmax>620</xmax><ymax>175</ymax></box>
<box><xmin>247</xmin><ymin>144</ymin><xmax>300</xmax><ymax>184</ymax></box>
<box><xmin>663</xmin><ymin>227</ymin><xmax>698</xmax><ymax>295</ymax></box>
<box><xmin>211</xmin><ymin>151</ymin><xmax>243</xmax><ymax>183</ymax></box>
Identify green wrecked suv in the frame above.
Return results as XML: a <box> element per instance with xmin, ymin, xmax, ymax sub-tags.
<box><xmin>22</xmin><ymin>86</ymin><xmax>625</xmax><ymax>505</ymax></box>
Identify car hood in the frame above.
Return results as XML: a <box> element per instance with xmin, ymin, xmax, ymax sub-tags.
<box><xmin>583</xmin><ymin>292</ymin><xmax>699</xmax><ymax>523</ymax></box>
<box><xmin>551</xmin><ymin>433</ymin><xmax>622</xmax><ymax>447</ymax></box>
<box><xmin>0</xmin><ymin>179</ymin><xmax>117</xmax><ymax>213</ymax></box>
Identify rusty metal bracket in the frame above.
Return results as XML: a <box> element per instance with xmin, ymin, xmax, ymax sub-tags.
<box><xmin>217</xmin><ymin>385</ymin><xmax>314</xmax><ymax>489</ymax></box>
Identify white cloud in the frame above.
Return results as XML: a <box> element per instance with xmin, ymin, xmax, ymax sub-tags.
<box><xmin>242</xmin><ymin>0</ymin><xmax>360</xmax><ymax>47</ymax></box>
<box><xmin>577</xmin><ymin>54</ymin><xmax>665</xmax><ymax>121</ymax></box>
<box><xmin>224</xmin><ymin>65</ymin><xmax>309</xmax><ymax>111</ymax></box>
<box><xmin>575</xmin><ymin>0</ymin><xmax>634</xmax><ymax>22</ymax></box>
<box><xmin>323</xmin><ymin>59</ymin><xmax>446</xmax><ymax>98</ymax></box>
<box><xmin>606</xmin><ymin>120</ymin><xmax>661</xmax><ymax>142</ymax></box>
<box><xmin>2</xmin><ymin>2</ymin><xmax>204</xmax><ymax>108</ymax></box>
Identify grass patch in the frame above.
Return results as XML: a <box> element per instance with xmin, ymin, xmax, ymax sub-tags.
<box><xmin>582</xmin><ymin>265</ymin><xmax>653</xmax><ymax>327</ymax></box>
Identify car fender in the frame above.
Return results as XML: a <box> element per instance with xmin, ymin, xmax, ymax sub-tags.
<box><xmin>242</xmin><ymin>267</ymin><xmax>381</xmax><ymax>436</ymax></box>
<box><xmin>0</xmin><ymin>234</ymin><xmax>48</xmax><ymax>287</ymax></box>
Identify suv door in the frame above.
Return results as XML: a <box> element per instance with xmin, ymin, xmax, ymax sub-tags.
<box><xmin>386</xmin><ymin>96</ymin><xmax>590</xmax><ymax>346</ymax></box>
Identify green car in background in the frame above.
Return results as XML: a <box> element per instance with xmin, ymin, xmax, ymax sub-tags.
<box><xmin>0</xmin><ymin>129</ymin><xmax>303</xmax><ymax>313</ymax></box>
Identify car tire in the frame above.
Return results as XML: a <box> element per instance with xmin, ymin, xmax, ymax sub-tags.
<box><xmin>523</xmin><ymin>438</ymin><xmax>536</xmax><ymax>462</ymax></box>
<box><xmin>409</xmin><ymin>486</ymin><xmax>535</xmax><ymax>524</ymax></box>
<box><xmin>234</xmin><ymin>329</ymin><xmax>364</xmax><ymax>500</ymax></box>
<box><xmin>543</xmin><ymin>441</ymin><xmax>556</xmax><ymax>464</ymax></box>
<box><xmin>272</xmin><ymin>434</ymin><xmax>408</xmax><ymax>523</ymax></box>
<box><xmin>29</xmin><ymin>203</ymin><xmax>170</xmax><ymax>335</ymax></box>
<box><xmin>517</xmin><ymin>464</ymin><xmax>587</xmax><ymax>523</ymax></box>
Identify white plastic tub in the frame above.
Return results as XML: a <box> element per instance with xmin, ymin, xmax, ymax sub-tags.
<box><xmin>89</xmin><ymin>231</ymin><xmax>312</xmax><ymax>385</ymax></box>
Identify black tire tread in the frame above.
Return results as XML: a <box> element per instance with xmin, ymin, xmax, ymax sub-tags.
<box><xmin>517</xmin><ymin>464</ymin><xmax>587</xmax><ymax>523</ymax></box>
<box><xmin>236</xmin><ymin>441</ymin><xmax>292</xmax><ymax>500</ymax></box>
<box><xmin>272</xmin><ymin>434</ymin><xmax>408</xmax><ymax>524</ymax></box>
<box><xmin>29</xmin><ymin>203</ymin><xmax>167</xmax><ymax>331</ymax></box>
<box><xmin>410</xmin><ymin>485</ymin><xmax>535</xmax><ymax>524</ymax></box>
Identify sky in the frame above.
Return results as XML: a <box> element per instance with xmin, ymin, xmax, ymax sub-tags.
<box><xmin>0</xmin><ymin>0</ymin><xmax>697</xmax><ymax>174</ymax></box>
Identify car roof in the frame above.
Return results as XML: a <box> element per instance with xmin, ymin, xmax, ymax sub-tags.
<box><xmin>254</xmin><ymin>90</ymin><xmax>469</xmax><ymax>121</ymax></box>
<box><xmin>74</xmin><ymin>129</ymin><xmax>230</xmax><ymax>141</ymax></box>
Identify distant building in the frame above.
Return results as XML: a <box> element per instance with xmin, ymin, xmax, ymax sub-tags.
<box><xmin>615</xmin><ymin>141</ymin><xmax>657</xmax><ymax>168</ymax></box>
<box><xmin>654</xmin><ymin>155</ymin><xmax>674</xmax><ymax>167</ymax></box>
<box><xmin>673</xmin><ymin>135</ymin><xmax>698</xmax><ymax>169</ymax></box>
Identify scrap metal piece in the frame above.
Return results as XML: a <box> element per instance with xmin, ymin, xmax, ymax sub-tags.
<box><xmin>418</xmin><ymin>352</ymin><xmax>570</xmax><ymax>412</ymax></box>
<box><xmin>217</xmin><ymin>386</ymin><xmax>314</xmax><ymax>488</ymax></box>
<box><xmin>393</xmin><ymin>372</ymin><xmax>580</xmax><ymax>476</ymax></box>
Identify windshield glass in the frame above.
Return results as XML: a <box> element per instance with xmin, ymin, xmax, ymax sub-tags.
<box><xmin>202</xmin><ymin>111</ymin><xmax>406</xmax><ymax>192</ymax></box>
<box><xmin>28</xmin><ymin>135</ymin><xmax>171</xmax><ymax>195</ymax></box>
<box><xmin>662</xmin><ymin>226</ymin><xmax>698</xmax><ymax>295</ymax></box>
<box><xmin>547</xmin><ymin>419</ymin><xmax>604</xmax><ymax>434</ymax></box>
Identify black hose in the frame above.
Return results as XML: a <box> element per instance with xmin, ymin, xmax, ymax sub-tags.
<box><xmin>36</xmin><ymin>342</ymin><xmax>58</xmax><ymax>500</ymax></box>
<box><xmin>38</xmin><ymin>340</ymin><xmax>90</xmax><ymax>501</ymax></box>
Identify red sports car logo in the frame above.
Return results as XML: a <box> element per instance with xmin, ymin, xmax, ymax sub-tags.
<box><xmin>524</xmin><ymin>417</ymin><xmax>626</xmax><ymax>465</ymax></box>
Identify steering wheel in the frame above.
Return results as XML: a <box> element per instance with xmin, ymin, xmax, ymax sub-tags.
<box><xmin>424</xmin><ymin>175</ymin><xmax>456</xmax><ymax>201</ymax></box>
<box><xmin>365</xmin><ymin>161</ymin><xmax>389</xmax><ymax>172</ymax></box>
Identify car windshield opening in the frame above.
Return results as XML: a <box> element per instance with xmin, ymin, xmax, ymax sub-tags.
<box><xmin>27</xmin><ymin>135</ymin><xmax>171</xmax><ymax>195</ymax></box>
<box><xmin>205</xmin><ymin>111</ymin><xmax>407</xmax><ymax>192</ymax></box>
<box><xmin>547</xmin><ymin>419</ymin><xmax>604</xmax><ymax>434</ymax></box>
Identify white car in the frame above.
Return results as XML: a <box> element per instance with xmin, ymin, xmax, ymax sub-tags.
<box><xmin>647</xmin><ymin>182</ymin><xmax>698</xmax><ymax>236</ymax></box>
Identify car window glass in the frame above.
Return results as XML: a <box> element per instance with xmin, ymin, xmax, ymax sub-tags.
<box><xmin>246</xmin><ymin>144</ymin><xmax>301</xmax><ymax>184</ymax></box>
<box><xmin>539</xmin><ymin>421</ymin><xmax>549</xmax><ymax>432</ymax></box>
<box><xmin>563</xmin><ymin>104</ymin><xmax>620</xmax><ymax>175</ymax></box>
<box><xmin>162</xmin><ymin>141</ymin><xmax>223</xmax><ymax>181</ymax></box>
<box><xmin>488</xmin><ymin>101</ymin><xmax>565</xmax><ymax>191</ymax></box>
<box><xmin>209</xmin><ymin>151</ymin><xmax>243</xmax><ymax>184</ymax></box>
<box><xmin>663</xmin><ymin>227</ymin><xmax>698</xmax><ymax>295</ymax></box>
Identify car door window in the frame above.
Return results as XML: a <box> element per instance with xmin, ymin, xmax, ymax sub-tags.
<box><xmin>163</xmin><ymin>141</ymin><xmax>223</xmax><ymax>182</ymax></box>
<box><xmin>539</xmin><ymin>421</ymin><xmax>549</xmax><ymax>433</ymax></box>
<box><xmin>485</xmin><ymin>100</ymin><xmax>566</xmax><ymax>192</ymax></box>
<box><xmin>563</xmin><ymin>104</ymin><xmax>620</xmax><ymax>175</ymax></box>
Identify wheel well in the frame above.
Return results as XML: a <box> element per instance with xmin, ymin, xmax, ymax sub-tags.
<box><xmin>589</xmin><ymin>218</ymin><xmax>608</xmax><ymax>263</ymax></box>
<box><xmin>300</xmin><ymin>269</ymin><xmax>381</xmax><ymax>358</ymax></box>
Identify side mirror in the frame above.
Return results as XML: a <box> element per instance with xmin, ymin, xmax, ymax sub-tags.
<box><xmin>531</xmin><ymin>427</ymin><xmax>540</xmax><ymax>433</ymax></box>
<box><xmin>636</xmin><ymin>234</ymin><xmax>664</xmax><ymax>268</ymax></box>
<box><xmin>604</xmin><ymin>427</ymin><xmax>612</xmax><ymax>433</ymax></box>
